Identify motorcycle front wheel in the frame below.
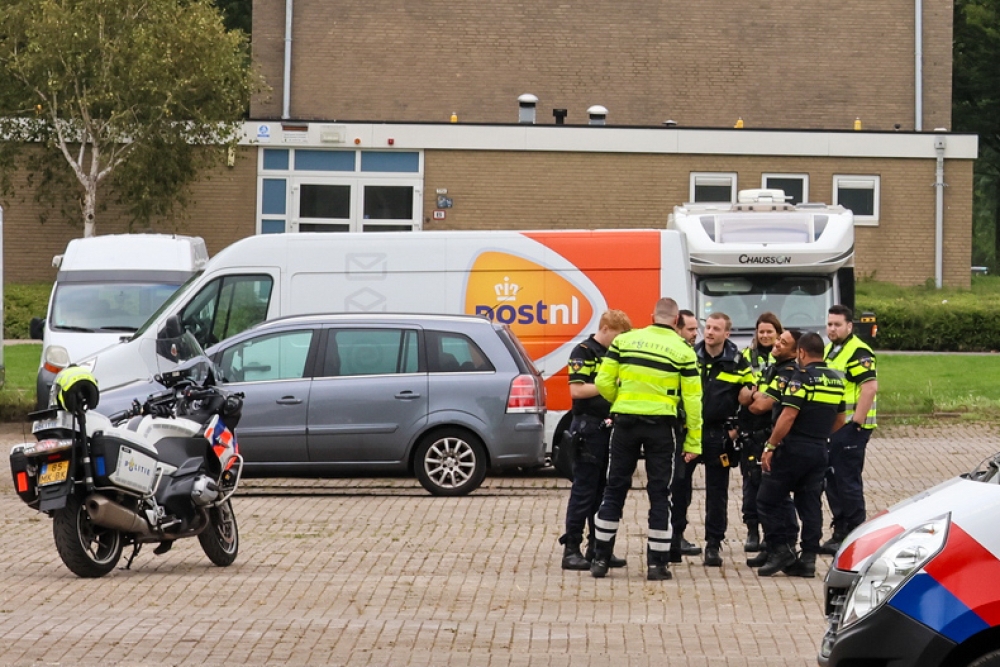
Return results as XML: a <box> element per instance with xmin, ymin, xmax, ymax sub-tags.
<box><xmin>52</xmin><ymin>494</ymin><xmax>123</xmax><ymax>578</ymax></box>
<box><xmin>198</xmin><ymin>499</ymin><xmax>239</xmax><ymax>566</ymax></box>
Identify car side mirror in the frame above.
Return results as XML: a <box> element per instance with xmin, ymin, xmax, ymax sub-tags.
<box><xmin>29</xmin><ymin>317</ymin><xmax>45</xmax><ymax>340</ymax></box>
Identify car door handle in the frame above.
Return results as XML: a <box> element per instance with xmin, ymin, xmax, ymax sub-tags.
<box><xmin>276</xmin><ymin>396</ymin><xmax>302</xmax><ymax>405</ymax></box>
<box><xmin>394</xmin><ymin>391</ymin><xmax>421</xmax><ymax>400</ymax></box>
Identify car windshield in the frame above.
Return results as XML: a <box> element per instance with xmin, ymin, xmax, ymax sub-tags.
<box><xmin>131</xmin><ymin>271</ymin><xmax>203</xmax><ymax>338</ymax></box>
<box><xmin>51</xmin><ymin>282</ymin><xmax>182</xmax><ymax>332</ymax></box>
<box><xmin>695</xmin><ymin>275</ymin><xmax>833</xmax><ymax>332</ymax></box>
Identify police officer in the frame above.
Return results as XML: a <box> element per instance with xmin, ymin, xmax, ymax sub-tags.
<box><xmin>667</xmin><ymin>309</ymin><xmax>703</xmax><ymax>560</ymax></box>
<box><xmin>821</xmin><ymin>304</ymin><xmax>878</xmax><ymax>554</ymax></box>
<box><xmin>590</xmin><ymin>297</ymin><xmax>702</xmax><ymax>581</ymax></box>
<box><xmin>735</xmin><ymin>312</ymin><xmax>782</xmax><ymax>552</ymax></box>
<box><xmin>558</xmin><ymin>309</ymin><xmax>633</xmax><ymax>570</ymax></box>
<box><xmin>742</xmin><ymin>328</ymin><xmax>802</xmax><ymax>569</ymax></box>
<box><xmin>687</xmin><ymin>312</ymin><xmax>752</xmax><ymax>567</ymax></box>
<box><xmin>755</xmin><ymin>332</ymin><xmax>845</xmax><ymax>577</ymax></box>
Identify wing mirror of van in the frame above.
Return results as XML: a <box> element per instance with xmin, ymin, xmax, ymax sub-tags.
<box><xmin>29</xmin><ymin>317</ymin><xmax>45</xmax><ymax>340</ymax></box>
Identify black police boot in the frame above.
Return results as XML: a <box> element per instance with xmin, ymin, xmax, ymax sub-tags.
<box><xmin>590</xmin><ymin>539</ymin><xmax>614</xmax><ymax>579</ymax></box>
<box><xmin>745</xmin><ymin>542</ymin><xmax>769</xmax><ymax>567</ymax></box>
<box><xmin>783</xmin><ymin>551</ymin><xmax>817</xmax><ymax>578</ymax></box>
<box><xmin>680</xmin><ymin>538</ymin><xmax>702</xmax><ymax>556</ymax></box>
<box><xmin>744</xmin><ymin>524</ymin><xmax>761</xmax><ymax>553</ymax></box>
<box><xmin>758</xmin><ymin>543</ymin><xmax>797</xmax><ymax>577</ymax></box>
<box><xmin>585</xmin><ymin>535</ymin><xmax>626</xmax><ymax>568</ymax></box>
<box><xmin>646</xmin><ymin>548</ymin><xmax>672</xmax><ymax>581</ymax></box>
<box><xmin>559</xmin><ymin>534</ymin><xmax>590</xmax><ymax>571</ymax></box>
<box><xmin>820</xmin><ymin>531</ymin><xmax>848</xmax><ymax>556</ymax></box>
<box><xmin>703</xmin><ymin>543</ymin><xmax>723</xmax><ymax>567</ymax></box>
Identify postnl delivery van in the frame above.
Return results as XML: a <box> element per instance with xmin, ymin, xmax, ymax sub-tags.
<box><xmin>33</xmin><ymin>234</ymin><xmax>208</xmax><ymax>407</ymax></box>
<box><xmin>75</xmin><ymin>230</ymin><xmax>688</xmax><ymax>440</ymax></box>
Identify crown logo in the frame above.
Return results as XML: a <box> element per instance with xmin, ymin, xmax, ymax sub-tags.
<box><xmin>494</xmin><ymin>276</ymin><xmax>520</xmax><ymax>302</ymax></box>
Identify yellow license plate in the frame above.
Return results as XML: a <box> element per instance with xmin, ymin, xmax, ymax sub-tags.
<box><xmin>38</xmin><ymin>460</ymin><xmax>69</xmax><ymax>486</ymax></box>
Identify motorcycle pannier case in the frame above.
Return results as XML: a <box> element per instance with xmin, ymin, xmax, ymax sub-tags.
<box><xmin>90</xmin><ymin>434</ymin><xmax>159</xmax><ymax>495</ymax></box>
<box><xmin>10</xmin><ymin>446</ymin><xmax>39</xmax><ymax>504</ymax></box>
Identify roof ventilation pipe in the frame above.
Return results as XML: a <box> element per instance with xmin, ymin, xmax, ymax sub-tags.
<box><xmin>518</xmin><ymin>94</ymin><xmax>538</xmax><ymax>124</ymax></box>
<box><xmin>588</xmin><ymin>105</ymin><xmax>608</xmax><ymax>126</ymax></box>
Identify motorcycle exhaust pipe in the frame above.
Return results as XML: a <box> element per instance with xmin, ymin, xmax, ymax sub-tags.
<box><xmin>85</xmin><ymin>494</ymin><xmax>155</xmax><ymax>537</ymax></box>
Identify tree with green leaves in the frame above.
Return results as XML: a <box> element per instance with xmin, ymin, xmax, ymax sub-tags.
<box><xmin>0</xmin><ymin>0</ymin><xmax>261</xmax><ymax>236</ymax></box>
<box><xmin>954</xmin><ymin>0</ymin><xmax>1000</xmax><ymax>271</ymax></box>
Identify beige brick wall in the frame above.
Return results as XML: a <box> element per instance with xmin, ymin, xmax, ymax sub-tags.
<box><xmin>252</xmin><ymin>0</ymin><xmax>952</xmax><ymax>131</ymax></box>
<box><xmin>422</xmin><ymin>151</ymin><xmax>973</xmax><ymax>287</ymax></box>
<box><xmin>0</xmin><ymin>147</ymin><xmax>259</xmax><ymax>284</ymax></box>
<box><xmin>2</xmin><ymin>147</ymin><xmax>971</xmax><ymax>290</ymax></box>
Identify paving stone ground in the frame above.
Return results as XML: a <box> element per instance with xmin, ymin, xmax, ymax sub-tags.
<box><xmin>1</xmin><ymin>421</ymin><xmax>998</xmax><ymax>667</ymax></box>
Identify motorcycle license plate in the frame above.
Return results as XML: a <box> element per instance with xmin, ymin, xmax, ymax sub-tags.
<box><xmin>38</xmin><ymin>460</ymin><xmax>69</xmax><ymax>486</ymax></box>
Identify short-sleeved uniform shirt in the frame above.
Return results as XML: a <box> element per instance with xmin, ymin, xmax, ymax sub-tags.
<box><xmin>779</xmin><ymin>361</ymin><xmax>846</xmax><ymax>446</ymax></box>
<box><xmin>568</xmin><ymin>335</ymin><xmax>612</xmax><ymax>418</ymax></box>
<box><xmin>761</xmin><ymin>358</ymin><xmax>799</xmax><ymax>426</ymax></box>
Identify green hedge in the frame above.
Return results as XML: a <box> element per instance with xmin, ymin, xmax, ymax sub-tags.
<box><xmin>5</xmin><ymin>283</ymin><xmax>51</xmax><ymax>340</ymax></box>
<box><xmin>857</xmin><ymin>276</ymin><xmax>1000</xmax><ymax>351</ymax></box>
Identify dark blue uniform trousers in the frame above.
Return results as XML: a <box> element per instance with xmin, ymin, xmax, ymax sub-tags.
<box><xmin>825</xmin><ymin>423</ymin><xmax>871</xmax><ymax>534</ymax></box>
<box><xmin>563</xmin><ymin>415</ymin><xmax>611</xmax><ymax>542</ymax></box>
<box><xmin>757</xmin><ymin>441</ymin><xmax>827</xmax><ymax>554</ymax></box>
<box><xmin>593</xmin><ymin>416</ymin><xmax>676</xmax><ymax>565</ymax></box>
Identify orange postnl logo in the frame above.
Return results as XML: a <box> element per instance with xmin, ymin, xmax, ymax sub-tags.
<box><xmin>465</xmin><ymin>252</ymin><xmax>593</xmax><ymax>354</ymax></box>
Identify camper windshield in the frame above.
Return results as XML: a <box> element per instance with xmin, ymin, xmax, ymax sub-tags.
<box><xmin>51</xmin><ymin>282</ymin><xmax>183</xmax><ymax>333</ymax></box>
<box><xmin>695</xmin><ymin>275</ymin><xmax>833</xmax><ymax>332</ymax></box>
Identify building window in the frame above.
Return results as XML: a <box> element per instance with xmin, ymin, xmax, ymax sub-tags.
<box><xmin>258</xmin><ymin>147</ymin><xmax>424</xmax><ymax>234</ymax></box>
<box><xmin>263</xmin><ymin>149</ymin><xmax>289</xmax><ymax>171</ymax></box>
<box><xmin>833</xmin><ymin>175</ymin><xmax>880</xmax><ymax>225</ymax></box>
<box><xmin>690</xmin><ymin>173</ymin><xmax>737</xmax><ymax>203</ymax></box>
<box><xmin>295</xmin><ymin>150</ymin><xmax>355</xmax><ymax>172</ymax></box>
<box><xmin>761</xmin><ymin>174</ymin><xmax>809</xmax><ymax>205</ymax></box>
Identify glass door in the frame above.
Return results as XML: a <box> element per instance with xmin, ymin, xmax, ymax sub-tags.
<box><xmin>291</xmin><ymin>178</ymin><xmax>354</xmax><ymax>232</ymax></box>
<box><xmin>360</xmin><ymin>180</ymin><xmax>422</xmax><ymax>232</ymax></box>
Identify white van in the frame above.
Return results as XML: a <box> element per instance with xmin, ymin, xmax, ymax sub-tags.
<box><xmin>34</xmin><ymin>234</ymin><xmax>208</xmax><ymax>406</ymax></box>
<box><xmin>76</xmin><ymin>230</ymin><xmax>689</xmax><ymax>428</ymax></box>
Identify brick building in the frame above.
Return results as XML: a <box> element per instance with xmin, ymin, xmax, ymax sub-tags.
<box><xmin>0</xmin><ymin>0</ymin><xmax>978</xmax><ymax>288</ymax></box>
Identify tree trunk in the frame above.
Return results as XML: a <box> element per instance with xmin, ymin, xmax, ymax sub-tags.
<box><xmin>83</xmin><ymin>181</ymin><xmax>97</xmax><ymax>238</ymax></box>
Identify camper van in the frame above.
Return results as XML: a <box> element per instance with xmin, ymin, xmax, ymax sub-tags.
<box><xmin>78</xmin><ymin>202</ymin><xmax>859</xmax><ymax>444</ymax></box>
<box><xmin>34</xmin><ymin>234</ymin><xmax>208</xmax><ymax>407</ymax></box>
<box><xmin>669</xmin><ymin>188</ymin><xmax>858</xmax><ymax>346</ymax></box>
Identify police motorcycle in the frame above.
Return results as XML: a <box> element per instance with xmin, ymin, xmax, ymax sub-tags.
<box><xmin>8</xmin><ymin>323</ymin><xmax>245</xmax><ymax>578</ymax></box>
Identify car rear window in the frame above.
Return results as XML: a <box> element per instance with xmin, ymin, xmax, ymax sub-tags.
<box><xmin>426</xmin><ymin>330</ymin><xmax>494</xmax><ymax>373</ymax></box>
<box><xmin>496</xmin><ymin>325</ymin><xmax>539</xmax><ymax>375</ymax></box>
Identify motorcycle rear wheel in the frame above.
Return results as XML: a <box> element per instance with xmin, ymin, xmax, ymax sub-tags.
<box><xmin>198</xmin><ymin>499</ymin><xmax>239</xmax><ymax>566</ymax></box>
<box><xmin>52</xmin><ymin>494</ymin><xmax>123</xmax><ymax>578</ymax></box>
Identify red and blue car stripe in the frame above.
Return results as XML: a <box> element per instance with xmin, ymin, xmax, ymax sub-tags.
<box><xmin>888</xmin><ymin>524</ymin><xmax>1000</xmax><ymax>643</ymax></box>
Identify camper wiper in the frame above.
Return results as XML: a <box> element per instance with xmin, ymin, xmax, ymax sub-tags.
<box><xmin>97</xmin><ymin>326</ymin><xmax>138</xmax><ymax>332</ymax></box>
<box><xmin>52</xmin><ymin>325</ymin><xmax>94</xmax><ymax>333</ymax></box>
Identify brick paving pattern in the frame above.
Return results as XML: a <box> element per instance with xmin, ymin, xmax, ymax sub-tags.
<box><xmin>1</xmin><ymin>422</ymin><xmax>997</xmax><ymax>666</ymax></box>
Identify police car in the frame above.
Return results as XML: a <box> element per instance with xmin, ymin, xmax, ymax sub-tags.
<box><xmin>820</xmin><ymin>451</ymin><xmax>1000</xmax><ymax>666</ymax></box>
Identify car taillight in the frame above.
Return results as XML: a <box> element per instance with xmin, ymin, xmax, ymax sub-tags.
<box><xmin>507</xmin><ymin>374</ymin><xmax>544</xmax><ymax>413</ymax></box>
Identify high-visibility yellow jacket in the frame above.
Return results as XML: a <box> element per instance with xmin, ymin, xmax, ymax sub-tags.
<box><xmin>824</xmin><ymin>333</ymin><xmax>877</xmax><ymax>429</ymax></box>
<box><xmin>596</xmin><ymin>323</ymin><xmax>703</xmax><ymax>454</ymax></box>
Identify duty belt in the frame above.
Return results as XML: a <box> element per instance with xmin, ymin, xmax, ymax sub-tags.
<box><xmin>612</xmin><ymin>413</ymin><xmax>678</xmax><ymax>426</ymax></box>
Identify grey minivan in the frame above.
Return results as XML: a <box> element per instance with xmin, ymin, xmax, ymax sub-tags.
<box><xmin>139</xmin><ymin>313</ymin><xmax>546</xmax><ymax>496</ymax></box>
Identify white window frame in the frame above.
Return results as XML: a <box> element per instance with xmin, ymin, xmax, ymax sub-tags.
<box><xmin>833</xmin><ymin>175</ymin><xmax>880</xmax><ymax>226</ymax></box>
<box><xmin>256</xmin><ymin>148</ymin><xmax>425</xmax><ymax>234</ymax></box>
<box><xmin>761</xmin><ymin>173</ymin><xmax>809</xmax><ymax>205</ymax></box>
<box><xmin>689</xmin><ymin>172</ymin><xmax>737</xmax><ymax>204</ymax></box>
